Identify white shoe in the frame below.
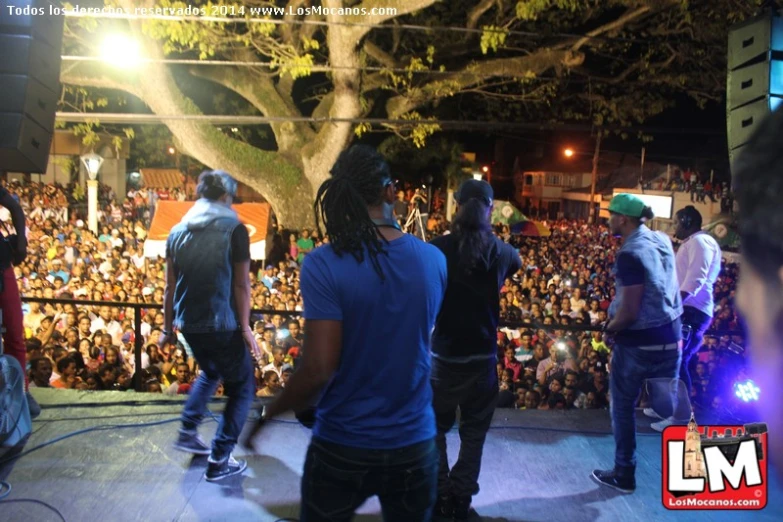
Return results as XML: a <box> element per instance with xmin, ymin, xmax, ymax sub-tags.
<box><xmin>643</xmin><ymin>407</ymin><xmax>663</xmax><ymax>420</ymax></box>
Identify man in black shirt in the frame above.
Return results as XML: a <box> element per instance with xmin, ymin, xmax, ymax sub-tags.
<box><xmin>429</xmin><ymin>180</ymin><xmax>522</xmax><ymax>520</ymax></box>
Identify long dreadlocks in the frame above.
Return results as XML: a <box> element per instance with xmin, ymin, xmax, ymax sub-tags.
<box><xmin>313</xmin><ymin>145</ymin><xmax>391</xmax><ymax>279</ymax></box>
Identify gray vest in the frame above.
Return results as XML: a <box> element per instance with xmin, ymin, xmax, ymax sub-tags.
<box><xmin>609</xmin><ymin>225</ymin><xmax>683</xmax><ymax>331</ymax></box>
<box><xmin>167</xmin><ymin>203</ymin><xmax>241</xmax><ymax>333</ymax></box>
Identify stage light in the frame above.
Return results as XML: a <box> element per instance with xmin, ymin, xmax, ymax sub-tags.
<box><xmin>101</xmin><ymin>35</ymin><xmax>141</xmax><ymax>67</ymax></box>
<box><xmin>734</xmin><ymin>380</ymin><xmax>760</xmax><ymax>402</ymax></box>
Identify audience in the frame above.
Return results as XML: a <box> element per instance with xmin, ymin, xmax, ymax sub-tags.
<box><xmin>7</xmin><ymin>180</ymin><xmax>747</xmax><ymax>412</ymax></box>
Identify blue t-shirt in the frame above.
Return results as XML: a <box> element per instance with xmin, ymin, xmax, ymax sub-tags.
<box><xmin>301</xmin><ymin>234</ymin><xmax>447</xmax><ymax>449</ymax></box>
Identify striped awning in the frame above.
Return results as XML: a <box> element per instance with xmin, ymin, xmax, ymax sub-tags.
<box><xmin>140</xmin><ymin>168</ymin><xmax>184</xmax><ymax>189</ymax></box>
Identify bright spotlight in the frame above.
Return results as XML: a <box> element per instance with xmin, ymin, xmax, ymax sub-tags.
<box><xmin>564</xmin><ymin>148</ymin><xmax>574</xmax><ymax>158</ymax></box>
<box><xmin>556</xmin><ymin>342</ymin><xmax>566</xmax><ymax>351</ymax></box>
<box><xmin>481</xmin><ymin>166</ymin><xmax>489</xmax><ymax>173</ymax></box>
<box><xmin>734</xmin><ymin>380</ymin><xmax>760</xmax><ymax>403</ymax></box>
<box><xmin>167</xmin><ymin>147</ymin><xmax>176</xmax><ymax>155</ymax></box>
<box><xmin>101</xmin><ymin>35</ymin><xmax>141</xmax><ymax>67</ymax></box>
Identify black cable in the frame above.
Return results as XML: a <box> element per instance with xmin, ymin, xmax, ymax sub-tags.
<box><xmin>0</xmin><ymin>498</ymin><xmax>67</xmax><ymax>522</ymax></box>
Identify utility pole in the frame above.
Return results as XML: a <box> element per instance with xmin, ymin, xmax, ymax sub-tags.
<box><xmin>589</xmin><ymin>133</ymin><xmax>602</xmax><ymax>223</ymax></box>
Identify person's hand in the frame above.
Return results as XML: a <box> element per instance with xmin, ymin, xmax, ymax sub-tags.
<box><xmin>13</xmin><ymin>235</ymin><xmax>27</xmax><ymax>265</ymax></box>
<box><xmin>242</xmin><ymin>329</ymin><xmax>263</xmax><ymax>364</ymax></box>
<box><xmin>158</xmin><ymin>330</ymin><xmax>172</xmax><ymax>350</ymax></box>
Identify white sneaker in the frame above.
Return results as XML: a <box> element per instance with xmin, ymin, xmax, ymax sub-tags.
<box><xmin>643</xmin><ymin>407</ymin><xmax>663</xmax><ymax>420</ymax></box>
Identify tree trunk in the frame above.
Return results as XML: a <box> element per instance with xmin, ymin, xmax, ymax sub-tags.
<box><xmin>255</xmin><ymin>178</ymin><xmax>315</xmax><ymax>231</ymax></box>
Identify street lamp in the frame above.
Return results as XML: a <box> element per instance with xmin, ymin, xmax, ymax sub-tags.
<box><xmin>81</xmin><ymin>152</ymin><xmax>103</xmax><ymax>234</ymax></box>
<box><xmin>564</xmin><ymin>148</ymin><xmax>575</xmax><ymax>158</ymax></box>
<box><xmin>101</xmin><ymin>34</ymin><xmax>141</xmax><ymax>67</ymax></box>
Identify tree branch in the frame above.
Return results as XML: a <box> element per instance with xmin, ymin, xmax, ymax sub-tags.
<box><xmin>569</xmin><ymin>6</ymin><xmax>652</xmax><ymax>52</ymax></box>
<box><xmin>350</xmin><ymin>0</ymin><xmax>441</xmax><ymax>41</ymax></box>
<box><xmin>187</xmin><ymin>65</ymin><xmax>314</xmax><ymax>158</ymax></box>
<box><xmin>364</xmin><ymin>40</ymin><xmax>402</xmax><ymax>69</ymax></box>
<box><xmin>385</xmin><ymin>49</ymin><xmax>583</xmax><ymax>118</ymax></box>
<box><xmin>467</xmin><ymin>0</ymin><xmax>496</xmax><ymax>30</ymax></box>
<box><xmin>60</xmin><ymin>61</ymin><xmax>144</xmax><ymax>100</ymax></box>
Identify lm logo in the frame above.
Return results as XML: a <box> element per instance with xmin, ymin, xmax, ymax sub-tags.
<box><xmin>661</xmin><ymin>415</ymin><xmax>767</xmax><ymax>510</ymax></box>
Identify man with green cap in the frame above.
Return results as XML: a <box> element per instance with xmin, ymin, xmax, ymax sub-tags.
<box><xmin>592</xmin><ymin>193</ymin><xmax>683</xmax><ymax>493</ymax></box>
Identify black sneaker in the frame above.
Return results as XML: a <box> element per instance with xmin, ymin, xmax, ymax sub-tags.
<box><xmin>453</xmin><ymin>495</ymin><xmax>477</xmax><ymax>521</ymax></box>
<box><xmin>206</xmin><ymin>454</ymin><xmax>247</xmax><ymax>482</ymax></box>
<box><xmin>173</xmin><ymin>429</ymin><xmax>211</xmax><ymax>456</ymax></box>
<box><xmin>433</xmin><ymin>493</ymin><xmax>453</xmax><ymax>520</ymax></box>
<box><xmin>591</xmin><ymin>468</ymin><xmax>636</xmax><ymax>493</ymax></box>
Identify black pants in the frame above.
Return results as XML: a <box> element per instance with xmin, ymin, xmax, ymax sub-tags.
<box><xmin>300</xmin><ymin>437</ymin><xmax>438</xmax><ymax>522</ymax></box>
<box><xmin>679</xmin><ymin>306</ymin><xmax>712</xmax><ymax>395</ymax></box>
<box><xmin>431</xmin><ymin>357</ymin><xmax>498</xmax><ymax>498</ymax></box>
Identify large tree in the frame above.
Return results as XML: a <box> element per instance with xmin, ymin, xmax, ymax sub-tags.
<box><xmin>60</xmin><ymin>0</ymin><xmax>757</xmax><ymax>228</ymax></box>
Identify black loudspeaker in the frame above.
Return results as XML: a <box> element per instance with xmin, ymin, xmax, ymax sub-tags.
<box><xmin>726</xmin><ymin>13</ymin><xmax>783</xmax><ymax>172</ymax></box>
<box><xmin>0</xmin><ymin>0</ymin><xmax>64</xmax><ymax>174</ymax></box>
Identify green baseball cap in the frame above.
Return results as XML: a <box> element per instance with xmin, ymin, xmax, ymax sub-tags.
<box><xmin>608</xmin><ymin>193</ymin><xmax>645</xmax><ymax>218</ymax></box>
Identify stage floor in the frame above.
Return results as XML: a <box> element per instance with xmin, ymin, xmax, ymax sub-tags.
<box><xmin>1</xmin><ymin>389</ymin><xmax>781</xmax><ymax>522</ymax></box>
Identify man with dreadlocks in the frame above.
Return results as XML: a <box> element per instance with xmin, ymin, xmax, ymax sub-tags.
<box><xmin>245</xmin><ymin>144</ymin><xmax>447</xmax><ymax>521</ymax></box>
<box><xmin>428</xmin><ymin>179</ymin><xmax>522</xmax><ymax>520</ymax></box>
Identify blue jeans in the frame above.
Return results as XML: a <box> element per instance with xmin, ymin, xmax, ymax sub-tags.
<box><xmin>300</xmin><ymin>437</ymin><xmax>438</xmax><ymax>522</ymax></box>
<box><xmin>610</xmin><ymin>344</ymin><xmax>681</xmax><ymax>477</ymax></box>
<box><xmin>181</xmin><ymin>330</ymin><xmax>255</xmax><ymax>461</ymax></box>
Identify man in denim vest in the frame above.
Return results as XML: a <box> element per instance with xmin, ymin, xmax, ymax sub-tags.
<box><xmin>161</xmin><ymin>170</ymin><xmax>261</xmax><ymax>482</ymax></box>
<box><xmin>592</xmin><ymin>193</ymin><xmax>683</xmax><ymax>493</ymax></box>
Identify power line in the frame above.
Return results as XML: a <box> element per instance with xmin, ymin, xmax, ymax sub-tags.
<box><xmin>53</xmin><ymin>112</ymin><xmax>729</xmax><ymax>136</ymax></box>
<box><xmin>61</xmin><ymin>9</ymin><xmax>654</xmax><ymax>45</ymax></box>
<box><xmin>60</xmin><ymin>55</ymin><xmax>557</xmax><ymax>79</ymax></box>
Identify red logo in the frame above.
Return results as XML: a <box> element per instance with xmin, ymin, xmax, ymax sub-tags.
<box><xmin>661</xmin><ymin>415</ymin><xmax>767</xmax><ymax>510</ymax></box>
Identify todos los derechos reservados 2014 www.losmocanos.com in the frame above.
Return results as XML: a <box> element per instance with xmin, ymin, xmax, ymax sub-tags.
<box><xmin>5</xmin><ymin>4</ymin><xmax>398</xmax><ymax>17</ymax></box>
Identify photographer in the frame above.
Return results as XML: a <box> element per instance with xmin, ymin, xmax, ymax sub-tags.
<box><xmin>536</xmin><ymin>343</ymin><xmax>576</xmax><ymax>386</ymax></box>
<box><xmin>0</xmin><ymin>182</ymin><xmax>33</xmax><ymax>416</ymax></box>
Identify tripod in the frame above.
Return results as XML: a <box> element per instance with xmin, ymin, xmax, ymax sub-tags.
<box><xmin>404</xmin><ymin>206</ymin><xmax>426</xmax><ymax>240</ymax></box>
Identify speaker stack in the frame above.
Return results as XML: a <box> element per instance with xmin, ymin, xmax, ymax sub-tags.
<box><xmin>0</xmin><ymin>0</ymin><xmax>63</xmax><ymax>174</ymax></box>
<box><xmin>726</xmin><ymin>13</ymin><xmax>783</xmax><ymax>173</ymax></box>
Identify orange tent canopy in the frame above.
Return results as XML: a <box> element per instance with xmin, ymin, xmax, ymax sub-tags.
<box><xmin>147</xmin><ymin>201</ymin><xmax>271</xmax><ymax>242</ymax></box>
<box><xmin>144</xmin><ymin>201</ymin><xmax>271</xmax><ymax>259</ymax></box>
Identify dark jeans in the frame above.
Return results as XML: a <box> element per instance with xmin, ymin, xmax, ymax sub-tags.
<box><xmin>611</xmin><ymin>344</ymin><xmax>681</xmax><ymax>477</ymax></box>
<box><xmin>679</xmin><ymin>306</ymin><xmax>712</xmax><ymax>395</ymax></box>
<box><xmin>181</xmin><ymin>330</ymin><xmax>255</xmax><ymax>461</ymax></box>
<box><xmin>431</xmin><ymin>357</ymin><xmax>498</xmax><ymax>498</ymax></box>
<box><xmin>300</xmin><ymin>437</ymin><xmax>438</xmax><ymax>522</ymax></box>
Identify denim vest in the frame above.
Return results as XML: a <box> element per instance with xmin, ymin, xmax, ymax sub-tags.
<box><xmin>167</xmin><ymin>199</ymin><xmax>241</xmax><ymax>333</ymax></box>
<box><xmin>609</xmin><ymin>225</ymin><xmax>683</xmax><ymax>331</ymax></box>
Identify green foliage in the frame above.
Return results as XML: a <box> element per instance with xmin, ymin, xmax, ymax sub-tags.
<box><xmin>399</xmin><ymin>112</ymin><xmax>441</xmax><ymax>148</ymax></box>
<box><xmin>516</xmin><ymin>0</ymin><xmax>581</xmax><ymax>21</ymax></box>
<box><xmin>480</xmin><ymin>25</ymin><xmax>508</xmax><ymax>54</ymax></box>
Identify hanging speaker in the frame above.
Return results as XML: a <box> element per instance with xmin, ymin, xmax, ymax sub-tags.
<box><xmin>0</xmin><ymin>0</ymin><xmax>64</xmax><ymax>174</ymax></box>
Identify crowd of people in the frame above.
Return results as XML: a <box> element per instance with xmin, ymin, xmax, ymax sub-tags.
<box><xmin>6</xmin><ymin>180</ymin><xmax>747</xmax><ymax>413</ymax></box>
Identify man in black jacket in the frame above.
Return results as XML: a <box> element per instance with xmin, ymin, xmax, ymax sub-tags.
<box><xmin>430</xmin><ymin>180</ymin><xmax>522</xmax><ymax>520</ymax></box>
